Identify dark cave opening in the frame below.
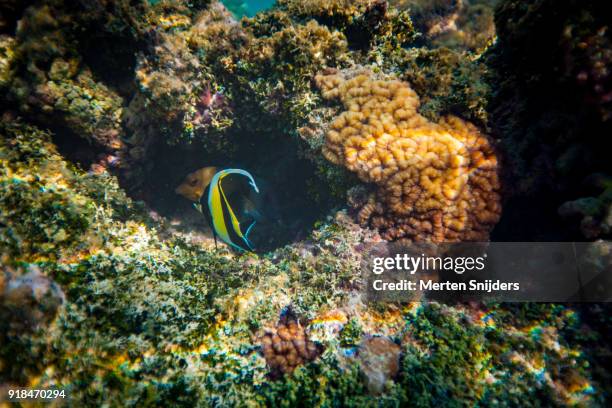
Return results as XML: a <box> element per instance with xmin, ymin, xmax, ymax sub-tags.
<box><xmin>0</xmin><ymin>0</ymin><xmax>34</xmax><ymax>35</ymax></box>
<box><xmin>48</xmin><ymin>124</ymin><xmax>101</xmax><ymax>170</ymax></box>
<box><xmin>139</xmin><ymin>130</ymin><xmax>336</xmax><ymax>253</ymax></box>
<box><xmin>77</xmin><ymin>29</ymin><xmax>140</xmax><ymax>97</ymax></box>
<box><xmin>491</xmin><ymin>193</ymin><xmax>584</xmax><ymax>242</ymax></box>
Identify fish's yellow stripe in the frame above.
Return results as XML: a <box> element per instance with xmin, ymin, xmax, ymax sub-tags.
<box><xmin>209</xmin><ymin>176</ymin><xmax>231</xmax><ymax>245</ymax></box>
<box><xmin>218</xmin><ymin>173</ymin><xmax>246</xmax><ymax>241</ymax></box>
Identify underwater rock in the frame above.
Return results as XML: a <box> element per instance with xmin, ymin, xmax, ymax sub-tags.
<box><xmin>0</xmin><ymin>263</ymin><xmax>64</xmax><ymax>385</ymax></box>
<box><xmin>391</xmin><ymin>46</ymin><xmax>491</xmax><ymax>125</ymax></box>
<box><xmin>560</xmin><ymin>21</ymin><xmax>612</xmax><ymax>122</ymax></box>
<box><xmin>309</xmin><ymin>309</ymin><xmax>350</xmax><ymax>341</ymax></box>
<box><xmin>390</xmin><ymin>0</ymin><xmax>498</xmax><ymax>53</ymax></box>
<box><xmin>356</xmin><ymin>336</ymin><xmax>400</xmax><ymax>394</ymax></box>
<box><xmin>0</xmin><ymin>0</ymin><xmax>218</xmax><ymax>189</ymax></box>
<box><xmin>558</xmin><ymin>174</ymin><xmax>612</xmax><ymax>239</ymax></box>
<box><xmin>488</xmin><ymin>0</ymin><xmax>610</xmax><ymax>186</ymax></box>
<box><xmin>6</xmin><ymin>2</ymin><xmax>127</xmax><ymax>152</ymax></box>
<box><xmin>276</xmin><ymin>0</ymin><xmax>379</xmax><ymax>39</ymax></box>
<box><xmin>315</xmin><ymin>69</ymin><xmax>501</xmax><ymax>242</ymax></box>
<box><xmin>395</xmin><ymin>0</ymin><xmax>464</xmax><ymax>38</ymax></box>
<box><xmin>0</xmin><ymin>263</ymin><xmax>64</xmax><ymax>334</ymax></box>
<box><xmin>0</xmin><ymin>121</ymin><xmax>97</xmax><ymax>261</ymax></box>
<box><xmin>0</xmin><ymin>34</ymin><xmax>15</xmax><ymax>91</ymax></box>
<box><xmin>259</xmin><ymin>318</ymin><xmax>322</xmax><ymax>377</ymax></box>
<box><xmin>277</xmin><ymin>0</ymin><xmax>416</xmax><ymax>51</ymax></box>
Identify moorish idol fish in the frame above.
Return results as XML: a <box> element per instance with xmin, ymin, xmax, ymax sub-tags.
<box><xmin>176</xmin><ymin>167</ymin><xmax>260</xmax><ymax>252</ymax></box>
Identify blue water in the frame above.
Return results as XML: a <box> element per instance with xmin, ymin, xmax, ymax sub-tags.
<box><xmin>221</xmin><ymin>0</ymin><xmax>276</xmax><ymax>18</ymax></box>
<box><xmin>148</xmin><ymin>1</ymin><xmax>275</xmax><ymax>18</ymax></box>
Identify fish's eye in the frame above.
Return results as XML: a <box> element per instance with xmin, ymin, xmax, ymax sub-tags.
<box><xmin>189</xmin><ymin>178</ymin><xmax>198</xmax><ymax>186</ymax></box>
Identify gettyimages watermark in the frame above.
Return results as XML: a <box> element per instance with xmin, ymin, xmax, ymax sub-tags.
<box><xmin>361</xmin><ymin>242</ymin><xmax>612</xmax><ymax>303</ymax></box>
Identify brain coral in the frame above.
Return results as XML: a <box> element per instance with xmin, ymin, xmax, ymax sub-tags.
<box><xmin>260</xmin><ymin>320</ymin><xmax>322</xmax><ymax>377</ymax></box>
<box><xmin>315</xmin><ymin>70</ymin><xmax>501</xmax><ymax>242</ymax></box>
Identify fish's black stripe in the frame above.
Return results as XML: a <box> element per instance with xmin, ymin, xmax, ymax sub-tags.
<box><xmin>201</xmin><ymin>183</ymin><xmax>211</xmax><ymax>207</ymax></box>
<box><xmin>218</xmin><ymin>176</ymin><xmax>250</xmax><ymax>251</ymax></box>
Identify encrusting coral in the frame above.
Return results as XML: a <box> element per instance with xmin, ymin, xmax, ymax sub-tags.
<box><xmin>315</xmin><ymin>69</ymin><xmax>501</xmax><ymax>242</ymax></box>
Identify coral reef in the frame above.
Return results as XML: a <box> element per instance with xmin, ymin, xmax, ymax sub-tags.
<box><xmin>1</xmin><ymin>0</ymin><xmax>611</xmax><ymax>406</ymax></box>
<box><xmin>1</xmin><ymin>0</ymin><xmax>491</xmax><ymax>207</ymax></box>
<box><xmin>315</xmin><ymin>69</ymin><xmax>501</xmax><ymax>242</ymax></box>
<box><xmin>0</xmin><ymin>118</ymin><xmax>608</xmax><ymax>406</ymax></box>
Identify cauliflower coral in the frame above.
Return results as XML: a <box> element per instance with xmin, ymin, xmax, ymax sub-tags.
<box><xmin>315</xmin><ymin>69</ymin><xmax>501</xmax><ymax>242</ymax></box>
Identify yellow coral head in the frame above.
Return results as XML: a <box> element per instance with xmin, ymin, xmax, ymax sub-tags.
<box><xmin>175</xmin><ymin>166</ymin><xmax>218</xmax><ymax>202</ymax></box>
<box><xmin>315</xmin><ymin>69</ymin><xmax>501</xmax><ymax>242</ymax></box>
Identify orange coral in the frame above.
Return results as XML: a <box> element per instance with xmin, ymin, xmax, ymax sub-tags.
<box><xmin>260</xmin><ymin>320</ymin><xmax>322</xmax><ymax>377</ymax></box>
<box><xmin>315</xmin><ymin>69</ymin><xmax>501</xmax><ymax>242</ymax></box>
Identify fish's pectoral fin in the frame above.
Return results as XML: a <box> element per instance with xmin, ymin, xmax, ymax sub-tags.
<box><xmin>243</xmin><ymin>220</ymin><xmax>256</xmax><ymax>239</ymax></box>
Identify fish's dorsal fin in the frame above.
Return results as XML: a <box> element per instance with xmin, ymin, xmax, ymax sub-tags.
<box><xmin>219</xmin><ymin>169</ymin><xmax>260</xmax><ymax>194</ymax></box>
